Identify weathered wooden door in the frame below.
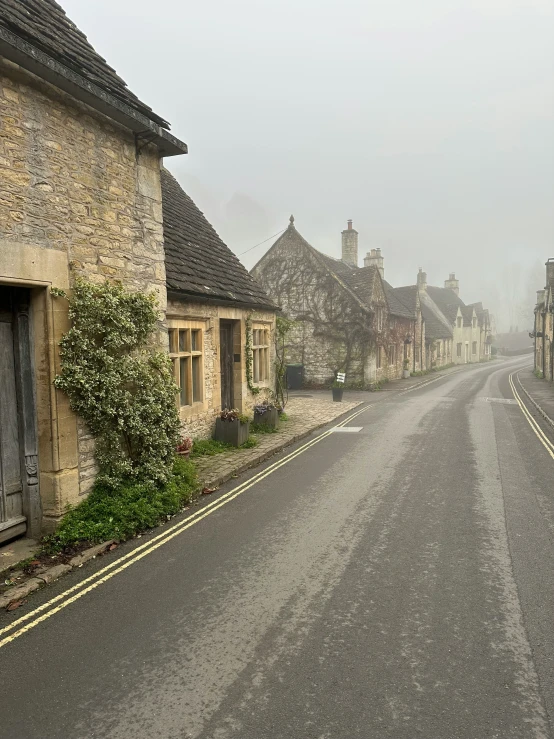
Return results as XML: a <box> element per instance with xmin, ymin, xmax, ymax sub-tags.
<box><xmin>0</xmin><ymin>287</ymin><xmax>40</xmax><ymax>542</ymax></box>
<box><xmin>219</xmin><ymin>320</ymin><xmax>235</xmax><ymax>410</ymax></box>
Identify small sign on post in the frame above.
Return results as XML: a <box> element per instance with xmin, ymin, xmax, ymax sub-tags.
<box><xmin>336</xmin><ymin>372</ymin><xmax>346</xmax><ymax>384</ymax></box>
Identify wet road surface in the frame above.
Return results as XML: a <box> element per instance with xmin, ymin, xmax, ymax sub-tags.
<box><xmin>1</xmin><ymin>358</ymin><xmax>553</xmax><ymax>739</ymax></box>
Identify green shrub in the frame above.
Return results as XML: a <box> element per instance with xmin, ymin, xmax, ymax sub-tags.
<box><xmin>53</xmin><ymin>279</ymin><xmax>180</xmax><ymax>487</ymax></box>
<box><xmin>41</xmin><ymin>457</ymin><xmax>197</xmax><ymax>554</ymax></box>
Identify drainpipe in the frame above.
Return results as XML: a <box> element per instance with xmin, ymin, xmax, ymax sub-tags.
<box><xmin>542</xmin><ymin>313</ymin><xmax>546</xmax><ymax>377</ymax></box>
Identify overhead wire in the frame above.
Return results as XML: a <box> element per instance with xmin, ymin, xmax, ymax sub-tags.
<box><xmin>237</xmin><ymin>228</ymin><xmax>286</xmax><ymax>256</ymax></box>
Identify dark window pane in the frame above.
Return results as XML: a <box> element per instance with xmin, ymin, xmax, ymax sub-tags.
<box><xmin>180</xmin><ymin>357</ymin><xmax>189</xmax><ymax>405</ymax></box>
<box><xmin>192</xmin><ymin>356</ymin><xmax>202</xmax><ymax>402</ymax></box>
<box><xmin>169</xmin><ymin>329</ymin><xmax>177</xmax><ymax>353</ymax></box>
<box><xmin>179</xmin><ymin>329</ymin><xmax>188</xmax><ymax>352</ymax></box>
<box><xmin>191</xmin><ymin>329</ymin><xmax>201</xmax><ymax>352</ymax></box>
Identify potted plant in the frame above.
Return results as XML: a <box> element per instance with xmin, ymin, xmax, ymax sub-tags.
<box><xmin>253</xmin><ymin>402</ymin><xmax>280</xmax><ymax>429</ymax></box>
<box><xmin>176</xmin><ymin>437</ymin><xmax>193</xmax><ymax>458</ymax></box>
<box><xmin>214</xmin><ymin>408</ymin><xmax>250</xmax><ymax>447</ymax></box>
<box><xmin>403</xmin><ymin>359</ymin><xmax>411</xmax><ymax>379</ymax></box>
<box><xmin>331</xmin><ymin>379</ymin><xmax>344</xmax><ymax>402</ymax></box>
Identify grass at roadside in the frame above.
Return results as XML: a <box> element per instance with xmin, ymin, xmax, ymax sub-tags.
<box><xmin>41</xmin><ymin>456</ymin><xmax>198</xmax><ymax>555</ymax></box>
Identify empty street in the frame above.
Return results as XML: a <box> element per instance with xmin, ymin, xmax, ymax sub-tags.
<box><xmin>1</xmin><ymin>358</ymin><xmax>553</xmax><ymax>738</ymax></box>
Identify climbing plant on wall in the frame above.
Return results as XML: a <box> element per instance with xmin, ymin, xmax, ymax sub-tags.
<box><xmin>274</xmin><ymin>315</ymin><xmax>295</xmax><ymax>409</ymax></box>
<box><xmin>53</xmin><ymin>279</ymin><xmax>180</xmax><ymax>487</ymax></box>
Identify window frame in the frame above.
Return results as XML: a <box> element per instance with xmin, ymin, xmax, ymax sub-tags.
<box><xmin>251</xmin><ymin>323</ymin><xmax>271</xmax><ymax>384</ymax></box>
<box><xmin>168</xmin><ymin>321</ymin><xmax>205</xmax><ymax>408</ymax></box>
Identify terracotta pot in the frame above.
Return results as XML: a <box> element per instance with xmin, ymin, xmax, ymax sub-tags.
<box><xmin>177</xmin><ymin>449</ymin><xmax>191</xmax><ymax>458</ymax></box>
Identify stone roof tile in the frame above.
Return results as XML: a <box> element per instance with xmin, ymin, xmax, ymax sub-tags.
<box><xmin>162</xmin><ymin>169</ymin><xmax>277</xmax><ymax>310</ymax></box>
<box><xmin>0</xmin><ymin>0</ymin><xmax>168</xmax><ymax>127</ymax></box>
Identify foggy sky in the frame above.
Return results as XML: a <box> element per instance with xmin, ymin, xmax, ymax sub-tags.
<box><xmin>64</xmin><ymin>0</ymin><xmax>554</xmax><ymax>329</ymax></box>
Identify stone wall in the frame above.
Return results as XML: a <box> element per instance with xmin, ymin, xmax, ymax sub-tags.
<box><xmin>0</xmin><ymin>58</ymin><xmax>167</xmax><ymax>525</ymax></box>
<box><xmin>166</xmin><ymin>298</ymin><xmax>276</xmax><ymax>439</ymax></box>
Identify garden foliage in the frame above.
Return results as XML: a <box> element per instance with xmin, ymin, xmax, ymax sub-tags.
<box><xmin>54</xmin><ymin>279</ymin><xmax>180</xmax><ymax>486</ymax></box>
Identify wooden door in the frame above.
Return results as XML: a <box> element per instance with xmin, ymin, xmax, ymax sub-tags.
<box><xmin>0</xmin><ymin>290</ymin><xmax>26</xmax><ymax>542</ymax></box>
<box><xmin>220</xmin><ymin>321</ymin><xmax>235</xmax><ymax>410</ymax></box>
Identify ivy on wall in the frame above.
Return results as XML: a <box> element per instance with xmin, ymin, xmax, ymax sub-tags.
<box><xmin>53</xmin><ymin>279</ymin><xmax>180</xmax><ymax>487</ymax></box>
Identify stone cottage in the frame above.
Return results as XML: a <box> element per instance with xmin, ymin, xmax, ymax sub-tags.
<box><xmin>0</xmin><ymin>0</ymin><xmax>189</xmax><ymax>538</ymax></box>
<box><xmin>533</xmin><ymin>259</ymin><xmax>554</xmax><ymax>380</ymax></box>
<box><xmin>251</xmin><ymin>218</ymin><xmax>418</xmax><ymax>387</ymax></box>
<box><xmin>423</xmin><ymin>274</ymin><xmax>492</xmax><ymax>365</ymax></box>
<box><xmin>0</xmin><ymin>1</ymin><xmax>278</xmax><ymax>541</ymax></box>
<box><xmin>161</xmin><ymin>169</ymin><xmax>277</xmax><ymax>438</ymax></box>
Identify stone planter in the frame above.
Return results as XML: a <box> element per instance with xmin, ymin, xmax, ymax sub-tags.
<box><xmin>403</xmin><ymin>369</ymin><xmax>411</xmax><ymax>379</ymax></box>
<box><xmin>177</xmin><ymin>449</ymin><xmax>191</xmax><ymax>459</ymax></box>
<box><xmin>253</xmin><ymin>407</ymin><xmax>280</xmax><ymax>429</ymax></box>
<box><xmin>214</xmin><ymin>417</ymin><xmax>250</xmax><ymax>447</ymax></box>
<box><xmin>332</xmin><ymin>387</ymin><xmax>344</xmax><ymax>402</ymax></box>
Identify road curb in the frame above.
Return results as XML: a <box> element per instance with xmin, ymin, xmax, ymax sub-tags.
<box><xmin>516</xmin><ymin>374</ymin><xmax>554</xmax><ymax>432</ymax></box>
<box><xmin>0</xmin><ymin>540</ymin><xmax>115</xmax><ymax>610</ymax></box>
<box><xmin>200</xmin><ymin>405</ymin><xmax>366</xmax><ymax>489</ymax></box>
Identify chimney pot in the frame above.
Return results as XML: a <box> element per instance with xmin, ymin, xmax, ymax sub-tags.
<box><xmin>341</xmin><ymin>220</ymin><xmax>358</xmax><ymax>267</ymax></box>
<box><xmin>364</xmin><ymin>247</ymin><xmax>385</xmax><ymax>277</ymax></box>
<box><xmin>445</xmin><ymin>273</ymin><xmax>460</xmax><ymax>296</ymax></box>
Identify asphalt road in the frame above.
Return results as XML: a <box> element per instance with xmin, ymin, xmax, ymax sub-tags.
<box><xmin>1</xmin><ymin>357</ymin><xmax>554</xmax><ymax>739</ymax></box>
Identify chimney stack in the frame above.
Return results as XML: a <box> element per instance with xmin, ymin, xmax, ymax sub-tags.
<box><xmin>364</xmin><ymin>248</ymin><xmax>385</xmax><ymax>278</ymax></box>
<box><xmin>417</xmin><ymin>267</ymin><xmax>427</xmax><ymax>292</ymax></box>
<box><xmin>546</xmin><ymin>259</ymin><xmax>554</xmax><ymax>289</ymax></box>
<box><xmin>341</xmin><ymin>220</ymin><xmax>358</xmax><ymax>267</ymax></box>
<box><xmin>445</xmin><ymin>272</ymin><xmax>460</xmax><ymax>296</ymax></box>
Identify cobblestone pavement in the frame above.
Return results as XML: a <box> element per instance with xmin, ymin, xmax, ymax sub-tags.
<box><xmin>193</xmin><ymin>395</ymin><xmax>363</xmax><ymax>488</ymax></box>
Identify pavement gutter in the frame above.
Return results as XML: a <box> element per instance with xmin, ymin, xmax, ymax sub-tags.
<box><xmin>516</xmin><ymin>374</ymin><xmax>554</xmax><ymax>432</ymax></box>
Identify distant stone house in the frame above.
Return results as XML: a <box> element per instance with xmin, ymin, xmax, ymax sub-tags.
<box><xmin>161</xmin><ymin>169</ymin><xmax>278</xmax><ymax>438</ymax></box>
<box><xmin>424</xmin><ymin>275</ymin><xmax>492</xmax><ymax>365</ymax></box>
<box><xmin>385</xmin><ymin>269</ymin><xmax>492</xmax><ymax>369</ymax></box>
<box><xmin>251</xmin><ymin>218</ymin><xmax>419</xmax><ymax>387</ymax></box>
<box><xmin>533</xmin><ymin>259</ymin><xmax>554</xmax><ymax>380</ymax></box>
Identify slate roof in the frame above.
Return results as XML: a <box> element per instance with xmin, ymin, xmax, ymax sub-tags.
<box><xmin>383</xmin><ymin>282</ymin><xmax>416</xmax><ymax>320</ymax></box>
<box><xmin>427</xmin><ymin>286</ymin><xmax>464</xmax><ymax>324</ymax></box>
<box><xmin>0</xmin><ymin>0</ymin><xmax>168</xmax><ymax>127</ymax></box>
<box><xmin>259</xmin><ymin>224</ymin><xmax>380</xmax><ymax>313</ymax></box>
<box><xmin>341</xmin><ymin>266</ymin><xmax>382</xmax><ymax>309</ymax></box>
<box><xmin>420</xmin><ymin>293</ymin><xmax>453</xmax><ymax>340</ymax></box>
<box><xmin>461</xmin><ymin>305</ymin><xmax>476</xmax><ymax>326</ymax></box>
<box><xmin>162</xmin><ymin>169</ymin><xmax>277</xmax><ymax>310</ymax></box>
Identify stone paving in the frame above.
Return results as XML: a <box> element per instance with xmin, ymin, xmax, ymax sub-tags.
<box><xmin>516</xmin><ymin>367</ymin><xmax>554</xmax><ymax>428</ymax></box>
<box><xmin>193</xmin><ymin>395</ymin><xmax>364</xmax><ymax>489</ymax></box>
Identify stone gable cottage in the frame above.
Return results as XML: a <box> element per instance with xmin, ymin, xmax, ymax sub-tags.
<box><xmin>533</xmin><ymin>259</ymin><xmax>554</xmax><ymax>380</ymax></box>
<box><xmin>0</xmin><ymin>1</ymin><xmax>277</xmax><ymax>541</ymax></box>
<box><xmin>0</xmin><ymin>0</ymin><xmax>189</xmax><ymax>538</ymax></box>
<box><xmin>161</xmin><ymin>169</ymin><xmax>278</xmax><ymax>438</ymax></box>
<box><xmin>251</xmin><ymin>218</ymin><xmax>419</xmax><ymax>387</ymax></box>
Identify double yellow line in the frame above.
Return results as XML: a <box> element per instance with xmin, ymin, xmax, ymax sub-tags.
<box><xmin>509</xmin><ymin>371</ymin><xmax>554</xmax><ymax>460</ymax></box>
<box><xmin>0</xmin><ymin>403</ymin><xmax>371</xmax><ymax>649</ymax></box>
